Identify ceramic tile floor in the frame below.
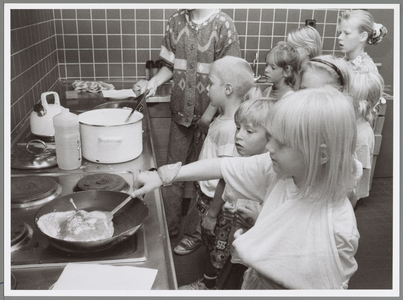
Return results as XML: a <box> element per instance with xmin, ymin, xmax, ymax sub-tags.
<box><xmin>170</xmin><ymin>177</ymin><xmax>394</xmax><ymax>290</ymax></box>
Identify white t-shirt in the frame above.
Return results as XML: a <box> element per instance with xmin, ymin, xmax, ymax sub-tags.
<box><xmin>222</xmin><ymin>184</ymin><xmax>263</xmax><ymax>264</ymax></box>
<box><xmin>220</xmin><ymin>153</ymin><xmax>360</xmax><ymax>289</ymax></box>
<box><xmin>198</xmin><ymin>115</ymin><xmax>238</xmax><ymax>197</ymax></box>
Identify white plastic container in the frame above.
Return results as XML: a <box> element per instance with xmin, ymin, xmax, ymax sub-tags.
<box><xmin>53</xmin><ymin>108</ymin><xmax>82</xmax><ymax>170</ymax></box>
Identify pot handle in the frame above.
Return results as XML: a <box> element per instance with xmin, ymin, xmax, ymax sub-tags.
<box><xmin>98</xmin><ymin>136</ymin><xmax>123</xmax><ymax>143</ymax></box>
<box><xmin>25</xmin><ymin>139</ymin><xmax>48</xmax><ymax>155</ymax></box>
<box><xmin>41</xmin><ymin>92</ymin><xmax>61</xmax><ymax>110</ymax></box>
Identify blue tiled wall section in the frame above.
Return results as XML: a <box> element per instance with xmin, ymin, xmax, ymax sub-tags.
<box><xmin>55</xmin><ymin>8</ymin><xmax>344</xmax><ymax>80</ymax></box>
<box><xmin>10</xmin><ymin>9</ymin><xmax>59</xmax><ymax>138</ymax></box>
<box><xmin>55</xmin><ymin>8</ymin><xmax>169</xmax><ymax>80</ymax></box>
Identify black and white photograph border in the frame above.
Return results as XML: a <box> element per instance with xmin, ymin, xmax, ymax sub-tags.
<box><xmin>3</xmin><ymin>1</ymin><xmax>400</xmax><ymax>299</ymax></box>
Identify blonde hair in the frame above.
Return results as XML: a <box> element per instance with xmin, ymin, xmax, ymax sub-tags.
<box><xmin>211</xmin><ymin>56</ymin><xmax>254</xmax><ymax>98</ymax></box>
<box><xmin>339</xmin><ymin>10</ymin><xmax>386</xmax><ymax>45</ymax></box>
<box><xmin>266</xmin><ymin>86</ymin><xmax>357</xmax><ymax>203</ymax></box>
<box><xmin>350</xmin><ymin>71</ymin><xmax>384</xmax><ymax>122</ymax></box>
<box><xmin>287</xmin><ymin>26</ymin><xmax>323</xmax><ymax>59</ymax></box>
<box><xmin>266</xmin><ymin>41</ymin><xmax>300</xmax><ymax>87</ymax></box>
<box><xmin>235</xmin><ymin>97</ymin><xmax>276</xmax><ymax>130</ymax></box>
<box><xmin>300</xmin><ymin>55</ymin><xmax>351</xmax><ymax>93</ymax></box>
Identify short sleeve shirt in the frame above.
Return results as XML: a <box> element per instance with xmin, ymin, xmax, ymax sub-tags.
<box><xmin>345</xmin><ymin>53</ymin><xmax>379</xmax><ymax>74</ymax></box>
<box><xmin>159</xmin><ymin>9</ymin><xmax>241</xmax><ymax>127</ymax></box>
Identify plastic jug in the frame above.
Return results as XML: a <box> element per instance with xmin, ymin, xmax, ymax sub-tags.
<box><xmin>53</xmin><ymin>108</ymin><xmax>82</xmax><ymax>170</ymax></box>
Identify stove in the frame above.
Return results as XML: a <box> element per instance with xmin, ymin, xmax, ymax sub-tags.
<box><xmin>10</xmin><ymin>171</ymin><xmax>147</xmax><ymax>288</ymax></box>
<box><xmin>8</xmin><ymin>86</ymin><xmax>177</xmax><ymax>291</ymax></box>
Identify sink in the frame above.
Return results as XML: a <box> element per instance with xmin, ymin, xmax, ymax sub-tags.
<box><xmin>93</xmin><ymin>100</ymin><xmax>137</xmax><ymax>110</ymax></box>
<box><xmin>133</xmin><ymin>82</ymin><xmax>172</xmax><ymax>98</ymax></box>
<box><xmin>93</xmin><ymin>82</ymin><xmax>172</xmax><ymax>109</ymax></box>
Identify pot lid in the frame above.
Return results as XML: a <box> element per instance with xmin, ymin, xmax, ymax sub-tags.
<box><xmin>11</xmin><ymin>139</ymin><xmax>57</xmax><ymax>169</ymax></box>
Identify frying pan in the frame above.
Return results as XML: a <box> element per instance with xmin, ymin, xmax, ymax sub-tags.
<box><xmin>34</xmin><ymin>190</ymin><xmax>149</xmax><ymax>253</ymax></box>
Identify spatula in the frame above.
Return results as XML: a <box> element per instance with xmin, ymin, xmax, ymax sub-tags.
<box><xmin>110</xmin><ymin>169</ymin><xmax>145</xmax><ymax>215</ymax></box>
<box><xmin>68</xmin><ymin>193</ymin><xmax>144</xmax><ymax>218</ymax></box>
<box><xmin>110</xmin><ymin>193</ymin><xmax>144</xmax><ymax>215</ymax></box>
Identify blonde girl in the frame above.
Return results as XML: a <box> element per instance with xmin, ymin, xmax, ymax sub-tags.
<box><xmin>133</xmin><ymin>86</ymin><xmax>360</xmax><ymax>289</ymax></box>
<box><xmin>287</xmin><ymin>25</ymin><xmax>323</xmax><ymax>65</ymax></box>
<box><xmin>338</xmin><ymin>9</ymin><xmax>387</xmax><ymax>73</ymax></box>
<box><xmin>287</xmin><ymin>25</ymin><xmax>323</xmax><ymax>88</ymax></box>
<box><xmin>232</xmin><ymin>87</ymin><xmax>360</xmax><ymax>289</ymax></box>
<box><xmin>349</xmin><ymin>71</ymin><xmax>384</xmax><ymax>205</ymax></box>
<box><xmin>298</xmin><ymin>55</ymin><xmax>351</xmax><ymax>93</ymax></box>
<box><xmin>262</xmin><ymin>41</ymin><xmax>300</xmax><ymax>100</ymax></box>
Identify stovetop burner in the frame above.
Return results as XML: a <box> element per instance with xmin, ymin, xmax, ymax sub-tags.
<box><xmin>11</xmin><ymin>176</ymin><xmax>62</xmax><ymax>208</ymax></box>
<box><xmin>76</xmin><ymin>173</ymin><xmax>129</xmax><ymax>192</ymax></box>
<box><xmin>11</xmin><ymin>219</ymin><xmax>33</xmax><ymax>252</ymax></box>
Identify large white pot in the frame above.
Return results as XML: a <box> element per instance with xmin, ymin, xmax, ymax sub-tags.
<box><xmin>78</xmin><ymin>109</ymin><xmax>143</xmax><ymax>163</ymax></box>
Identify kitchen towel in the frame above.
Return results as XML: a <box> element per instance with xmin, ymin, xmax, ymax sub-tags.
<box><xmin>101</xmin><ymin>89</ymin><xmax>136</xmax><ymax>99</ymax></box>
<box><xmin>52</xmin><ymin>263</ymin><xmax>158</xmax><ymax>290</ymax></box>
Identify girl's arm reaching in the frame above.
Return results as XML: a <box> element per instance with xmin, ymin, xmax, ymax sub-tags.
<box><xmin>132</xmin><ymin>158</ymin><xmax>224</xmax><ymax>198</ymax></box>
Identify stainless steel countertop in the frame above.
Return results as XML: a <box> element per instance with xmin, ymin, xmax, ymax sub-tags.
<box><xmin>10</xmin><ymin>82</ymin><xmax>177</xmax><ymax>290</ymax></box>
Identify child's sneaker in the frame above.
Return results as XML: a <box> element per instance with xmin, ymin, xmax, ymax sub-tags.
<box><xmin>179</xmin><ymin>278</ymin><xmax>217</xmax><ymax>290</ymax></box>
<box><xmin>174</xmin><ymin>236</ymin><xmax>203</xmax><ymax>255</ymax></box>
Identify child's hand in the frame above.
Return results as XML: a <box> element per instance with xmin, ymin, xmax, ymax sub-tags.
<box><xmin>201</xmin><ymin>212</ymin><xmax>217</xmax><ymax>236</ymax></box>
<box><xmin>222</xmin><ymin>201</ymin><xmax>236</xmax><ymax>221</ymax></box>
<box><xmin>131</xmin><ymin>170</ymin><xmax>162</xmax><ymax>199</ymax></box>
<box><xmin>235</xmin><ymin>204</ymin><xmax>259</xmax><ymax>229</ymax></box>
<box><xmin>233</xmin><ymin>228</ymin><xmax>244</xmax><ymax>239</ymax></box>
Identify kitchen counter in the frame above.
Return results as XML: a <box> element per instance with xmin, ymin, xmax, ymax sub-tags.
<box><xmin>56</xmin><ymin>79</ymin><xmax>172</xmax><ymax>108</ymax></box>
<box><xmin>10</xmin><ymin>80</ymin><xmax>177</xmax><ymax>291</ymax></box>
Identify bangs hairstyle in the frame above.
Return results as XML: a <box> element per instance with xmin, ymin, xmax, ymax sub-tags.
<box><xmin>235</xmin><ymin>97</ymin><xmax>276</xmax><ymax>130</ymax></box>
<box><xmin>339</xmin><ymin>10</ymin><xmax>374</xmax><ymax>44</ymax></box>
<box><xmin>266</xmin><ymin>87</ymin><xmax>357</xmax><ymax>203</ymax></box>
<box><xmin>267</xmin><ymin>41</ymin><xmax>300</xmax><ymax>86</ymax></box>
<box><xmin>211</xmin><ymin>56</ymin><xmax>254</xmax><ymax>98</ymax></box>
<box><xmin>350</xmin><ymin>71</ymin><xmax>384</xmax><ymax>122</ymax></box>
<box><xmin>301</xmin><ymin>55</ymin><xmax>351</xmax><ymax>93</ymax></box>
<box><xmin>287</xmin><ymin>26</ymin><xmax>323</xmax><ymax>59</ymax></box>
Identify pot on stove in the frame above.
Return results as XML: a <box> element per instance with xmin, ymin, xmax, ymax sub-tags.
<box><xmin>30</xmin><ymin>92</ymin><xmax>65</xmax><ymax>137</ymax></box>
<box><xmin>78</xmin><ymin>109</ymin><xmax>143</xmax><ymax>163</ymax></box>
